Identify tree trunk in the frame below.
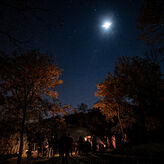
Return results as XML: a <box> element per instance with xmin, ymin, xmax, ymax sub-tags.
<box><xmin>117</xmin><ymin>105</ymin><xmax>124</xmax><ymax>137</ymax></box>
<box><xmin>17</xmin><ymin>106</ymin><xmax>26</xmax><ymax>164</ymax></box>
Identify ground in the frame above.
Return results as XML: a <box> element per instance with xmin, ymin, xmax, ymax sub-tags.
<box><xmin>0</xmin><ymin>143</ymin><xmax>164</xmax><ymax>164</ymax></box>
<box><xmin>0</xmin><ymin>153</ymin><xmax>162</xmax><ymax>164</ymax></box>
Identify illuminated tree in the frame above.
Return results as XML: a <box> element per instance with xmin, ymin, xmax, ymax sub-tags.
<box><xmin>0</xmin><ymin>50</ymin><xmax>62</xmax><ymax>164</ymax></box>
<box><xmin>94</xmin><ymin>73</ymin><xmax>135</xmax><ymax>136</ymax></box>
<box><xmin>95</xmin><ymin>56</ymin><xmax>163</xmax><ymax>136</ymax></box>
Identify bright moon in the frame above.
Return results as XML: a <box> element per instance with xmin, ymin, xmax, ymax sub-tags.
<box><xmin>102</xmin><ymin>21</ymin><xmax>112</xmax><ymax>30</ymax></box>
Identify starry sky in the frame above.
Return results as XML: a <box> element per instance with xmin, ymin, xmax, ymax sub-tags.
<box><xmin>0</xmin><ymin>0</ymin><xmax>148</xmax><ymax>108</ymax></box>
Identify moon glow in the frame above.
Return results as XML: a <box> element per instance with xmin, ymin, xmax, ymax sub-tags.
<box><xmin>102</xmin><ymin>21</ymin><xmax>112</xmax><ymax>30</ymax></box>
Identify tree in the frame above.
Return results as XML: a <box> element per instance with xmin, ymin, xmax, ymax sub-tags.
<box><xmin>0</xmin><ymin>0</ymin><xmax>46</xmax><ymax>48</ymax></box>
<box><xmin>78</xmin><ymin>103</ymin><xmax>88</xmax><ymax>113</ymax></box>
<box><xmin>94</xmin><ymin>56</ymin><xmax>163</xmax><ymax>137</ymax></box>
<box><xmin>137</xmin><ymin>0</ymin><xmax>164</xmax><ymax>46</ymax></box>
<box><xmin>115</xmin><ymin>56</ymin><xmax>162</xmax><ymax>115</ymax></box>
<box><xmin>115</xmin><ymin>56</ymin><xmax>164</xmax><ymax>135</ymax></box>
<box><xmin>144</xmin><ymin>48</ymin><xmax>164</xmax><ymax>64</ymax></box>
<box><xmin>137</xmin><ymin>0</ymin><xmax>164</xmax><ymax>79</ymax></box>
<box><xmin>94</xmin><ymin>73</ymin><xmax>135</xmax><ymax>136</ymax></box>
<box><xmin>0</xmin><ymin>50</ymin><xmax>62</xmax><ymax>164</ymax></box>
<box><xmin>0</xmin><ymin>0</ymin><xmax>68</xmax><ymax>49</ymax></box>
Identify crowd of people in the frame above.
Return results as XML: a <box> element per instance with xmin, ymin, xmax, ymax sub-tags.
<box><xmin>26</xmin><ymin>133</ymin><xmax>130</xmax><ymax>159</ymax></box>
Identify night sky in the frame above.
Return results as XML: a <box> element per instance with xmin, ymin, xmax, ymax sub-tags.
<box><xmin>0</xmin><ymin>0</ymin><xmax>148</xmax><ymax>108</ymax></box>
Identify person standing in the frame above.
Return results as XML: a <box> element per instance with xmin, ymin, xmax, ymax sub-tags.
<box><xmin>67</xmin><ymin>133</ymin><xmax>73</xmax><ymax>156</ymax></box>
<box><xmin>78</xmin><ymin>136</ymin><xmax>84</xmax><ymax>155</ymax></box>
<box><xmin>59</xmin><ymin>133</ymin><xmax>69</xmax><ymax>164</ymax></box>
<box><xmin>92</xmin><ymin>135</ymin><xmax>97</xmax><ymax>153</ymax></box>
<box><xmin>111</xmin><ymin>135</ymin><xmax>116</xmax><ymax>149</ymax></box>
<box><xmin>85</xmin><ymin>138</ymin><xmax>91</xmax><ymax>154</ymax></box>
<box><xmin>52</xmin><ymin>134</ymin><xmax>58</xmax><ymax>158</ymax></box>
<box><xmin>106</xmin><ymin>136</ymin><xmax>110</xmax><ymax>148</ymax></box>
<box><xmin>43</xmin><ymin>138</ymin><xmax>49</xmax><ymax>157</ymax></box>
<box><xmin>48</xmin><ymin>136</ymin><xmax>54</xmax><ymax>158</ymax></box>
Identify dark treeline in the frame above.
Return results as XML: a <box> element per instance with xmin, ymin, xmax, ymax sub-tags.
<box><xmin>94</xmin><ymin>55</ymin><xmax>164</xmax><ymax>143</ymax></box>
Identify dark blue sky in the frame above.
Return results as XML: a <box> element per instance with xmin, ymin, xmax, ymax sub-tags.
<box><xmin>41</xmin><ymin>0</ymin><xmax>146</xmax><ymax>108</ymax></box>
<box><xmin>0</xmin><ymin>0</ymin><xmax>148</xmax><ymax>108</ymax></box>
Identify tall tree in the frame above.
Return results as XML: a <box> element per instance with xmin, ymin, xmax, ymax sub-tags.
<box><xmin>94</xmin><ymin>56</ymin><xmax>163</xmax><ymax>136</ymax></box>
<box><xmin>94</xmin><ymin>73</ymin><xmax>135</xmax><ymax>136</ymax></box>
<box><xmin>137</xmin><ymin>0</ymin><xmax>164</xmax><ymax>46</ymax></box>
<box><xmin>0</xmin><ymin>0</ymin><xmax>70</xmax><ymax>49</ymax></box>
<box><xmin>115</xmin><ymin>56</ymin><xmax>164</xmax><ymax>134</ymax></box>
<box><xmin>114</xmin><ymin>56</ymin><xmax>162</xmax><ymax>115</ymax></box>
<box><xmin>137</xmin><ymin>0</ymin><xmax>164</xmax><ymax>66</ymax></box>
<box><xmin>0</xmin><ymin>50</ymin><xmax>62</xmax><ymax>164</ymax></box>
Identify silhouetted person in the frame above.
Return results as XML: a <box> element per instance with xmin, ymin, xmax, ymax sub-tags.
<box><xmin>101</xmin><ymin>136</ymin><xmax>108</xmax><ymax>151</ymax></box>
<box><xmin>35</xmin><ymin>132</ymin><xmax>42</xmax><ymax>158</ymax></box>
<box><xmin>43</xmin><ymin>138</ymin><xmax>49</xmax><ymax>157</ymax></box>
<box><xmin>78</xmin><ymin>136</ymin><xmax>84</xmax><ymax>155</ymax></box>
<box><xmin>103</xmin><ymin>136</ymin><xmax>107</xmax><ymax>146</ymax></box>
<box><xmin>52</xmin><ymin>134</ymin><xmax>58</xmax><ymax>158</ymax></box>
<box><xmin>74</xmin><ymin>141</ymin><xmax>78</xmax><ymax>155</ymax></box>
<box><xmin>121</xmin><ymin>134</ymin><xmax>131</xmax><ymax>151</ymax></box>
<box><xmin>36</xmin><ymin>143</ymin><xmax>41</xmax><ymax>159</ymax></box>
<box><xmin>92</xmin><ymin>135</ymin><xmax>97</xmax><ymax>153</ymax></box>
<box><xmin>48</xmin><ymin>136</ymin><xmax>54</xmax><ymax>158</ymax></box>
<box><xmin>27</xmin><ymin>141</ymin><xmax>32</xmax><ymax>159</ymax></box>
<box><xmin>59</xmin><ymin>133</ymin><xmax>69</xmax><ymax>164</ymax></box>
<box><xmin>67</xmin><ymin>133</ymin><xmax>73</xmax><ymax>156</ymax></box>
<box><xmin>111</xmin><ymin>135</ymin><xmax>116</xmax><ymax>149</ymax></box>
<box><xmin>13</xmin><ymin>136</ymin><xmax>19</xmax><ymax>154</ymax></box>
<box><xmin>59</xmin><ymin>134</ymin><xmax>64</xmax><ymax>158</ymax></box>
<box><xmin>106</xmin><ymin>136</ymin><xmax>110</xmax><ymax>148</ymax></box>
<box><xmin>84</xmin><ymin>139</ymin><xmax>91</xmax><ymax>155</ymax></box>
<box><xmin>26</xmin><ymin>136</ymin><xmax>32</xmax><ymax>159</ymax></box>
